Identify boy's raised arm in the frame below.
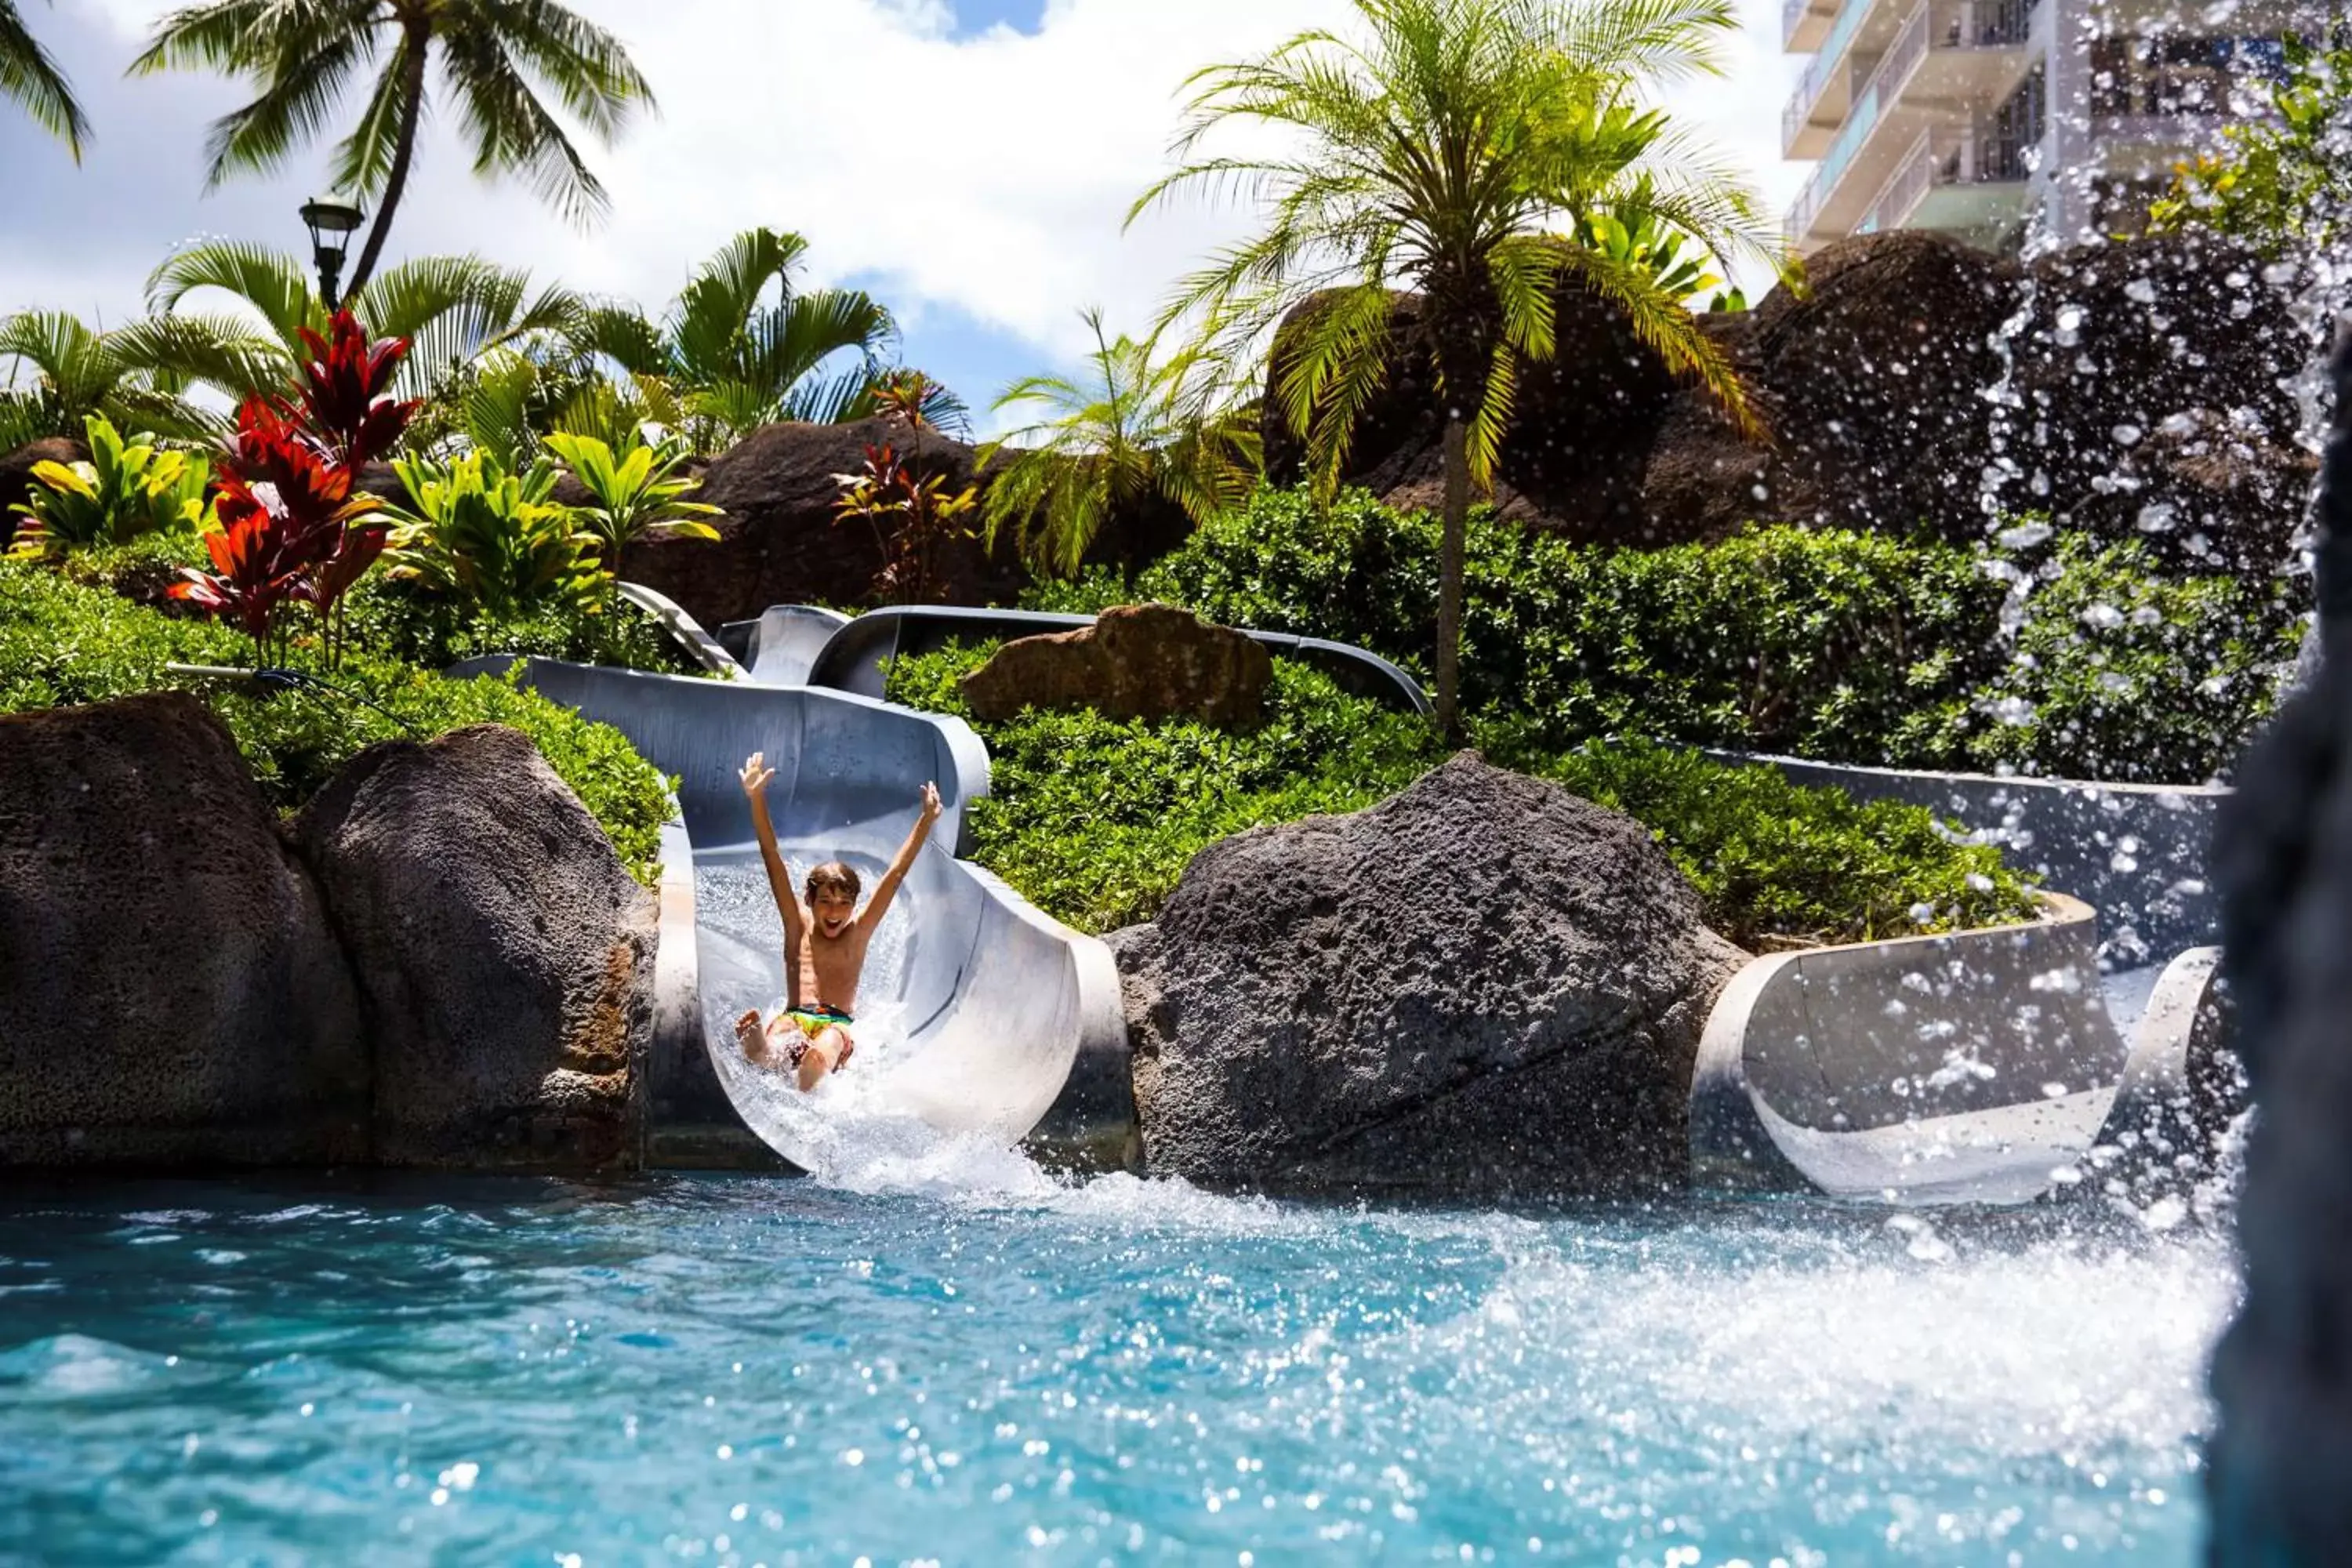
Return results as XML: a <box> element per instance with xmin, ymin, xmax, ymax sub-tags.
<box><xmin>739</xmin><ymin>753</ymin><xmax>806</xmax><ymax>942</ymax></box>
<box><xmin>860</xmin><ymin>782</ymin><xmax>943</xmax><ymax>932</ymax></box>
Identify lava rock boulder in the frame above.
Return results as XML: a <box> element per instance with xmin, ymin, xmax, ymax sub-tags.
<box><xmin>961</xmin><ymin>603</ymin><xmax>1274</xmax><ymax>728</ymax></box>
<box><xmin>1116</xmin><ymin>753</ymin><xmax>1750</xmax><ymax>1196</ymax></box>
<box><xmin>293</xmin><ymin>724</ymin><xmax>655</xmax><ymax>1171</ymax></box>
<box><xmin>0</xmin><ymin>693</ymin><xmax>369</xmax><ymax>1167</ymax></box>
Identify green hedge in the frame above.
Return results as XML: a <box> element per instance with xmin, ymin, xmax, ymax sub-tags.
<box><xmin>886</xmin><ymin>641</ymin><xmax>2038</xmax><ymax>948</ymax></box>
<box><xmin>1027</xmin><ymin>486</ymin><xmax>2303</xmax><ymax>784</ymax></box>
<box><xmin>0</xmin><ymin>561</ymin><xmax>673</xmax><ymax>884</ymax></box>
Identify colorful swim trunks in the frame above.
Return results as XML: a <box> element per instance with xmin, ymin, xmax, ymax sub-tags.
<box><xmin>782</xmin><ymin>1005</ymin><xmax>855</xmax><ymax>1069</ymax></box>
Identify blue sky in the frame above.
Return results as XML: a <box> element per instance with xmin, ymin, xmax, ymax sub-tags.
<box><xmin>0</xmin><ymin>1</ymin><xmax>1800</xmax><ymax>438</ymax></box>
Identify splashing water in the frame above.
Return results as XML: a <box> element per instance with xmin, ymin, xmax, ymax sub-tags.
<box><xmin>0</xmin><ymin>1163</ymin><xmax>2234</xmax><ymax>1564</ymax></box>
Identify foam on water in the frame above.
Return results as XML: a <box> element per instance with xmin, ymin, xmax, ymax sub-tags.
<box><xmin>0</xmin><ymin>1170</ymin><xmax>2231</xmax><ymax>1564</ymax></box>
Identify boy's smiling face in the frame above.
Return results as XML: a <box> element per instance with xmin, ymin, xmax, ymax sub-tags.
<box><xmin>811</xmin><ymin>888</ymin><xmax>858</xmax><ymax>939</ymax></box>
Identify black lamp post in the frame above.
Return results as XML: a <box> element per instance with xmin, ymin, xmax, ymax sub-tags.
<box><xmin>299</xmin><ymin>196</ymin><xmax>366</xmax><ymax>312</ymax></box>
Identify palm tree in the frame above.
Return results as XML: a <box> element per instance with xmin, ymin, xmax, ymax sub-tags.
<box><xmin>1132</xmin><ymin>0</ymin><xmax>1780</xmax><ymax>736</ymax></box>
<box><xmin>980</xmin><ymin>309</ymin><xmax>1259</xmax><ymax>575</ymax></box>
<box><xmin>132</xmin><ymin>0</ymin><xmax>655</xmax><ymax>297</ymax></box>
<box><xmin>567</xmin><ymin>227</ymin><xmax>898</xmax><ymax>454</ymax></box>
<box><xmin>146</xmin><ymin>241</ymin><xmax>584</xmax><ymax>404</ymax></box>
<box><xmin>0</xmin><ymin>309</ymin><xmax>282</xmax><ymax>445</ymax></box>
<box><xmin>0</xmin><ymin>1</ymin><xmax>87</xmax><ymax>158</ymax></box>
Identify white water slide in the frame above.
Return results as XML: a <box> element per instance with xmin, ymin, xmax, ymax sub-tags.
<box><xmin>463</xmin><ymin>648</ymin><xmax>1133</xmax><ymax>1176</ymax></box>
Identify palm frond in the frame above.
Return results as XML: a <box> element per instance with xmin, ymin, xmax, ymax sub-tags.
<box><xmin>0</xmin><ymin>0</ymin><xmax>91</xmax><ymax>157</ymax></box>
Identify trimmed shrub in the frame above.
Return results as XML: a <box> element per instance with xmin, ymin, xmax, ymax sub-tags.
<box><xmin>885</xmin><ymin>639</ymin><xmax>2040</xmax><ymax>946</ymax></box>
<box><xmin>1030</xmin><ymin>485</ymin><xmax>2302</xmax><ymax>784</ymax></box>
<box><xmin>0</xmin><ymin>561</ymin><xmax>672</xmax><ymax>884</ymax></box>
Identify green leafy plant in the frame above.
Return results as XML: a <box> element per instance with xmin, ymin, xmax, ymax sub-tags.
<box><xmin>0</xmin><ymin>558</ymin><xmax>671</xmax><ymax>883</ymax></box>
<box><xmin>979</xmin><ymin>308</ymin><xmax>1260</xmax><ymax>576</ymax></box>
<box><xmin>883</xmin><ymin>638</ymin><xmax>2038</xmax><ymax>946</ymax></box>
<box><xmin>1131</xmin><ymin>0</ymin><xmax>1785</xmax><ymax>735</ymax></box>
<box><xmin>383</xmin><ymin>450</ymin><xmax>601</xmax><ymax>618</ymax></box>
<box><xmin>1043</xmin><ymin>485</ymin><xmax>2299</xmax><ymax>785</ymax></box>
<box><xmin>7</xmin><ymin>414</ymin><xmax>209</xmax><ymax>555</ymax></box>
<box><xmin>2149</xmin><ymin>31</ymin><xmax>2352</xmax><ymax>256</ymax></box>
<box><xmin>567</xmin><ymin>228</ymin><xmax>897</xmax><ymax>454</ymax></box>
<box><xmin>543</xmin><ymin>430</ymin><xmax>721</xmax><ymax>561</ymax></box>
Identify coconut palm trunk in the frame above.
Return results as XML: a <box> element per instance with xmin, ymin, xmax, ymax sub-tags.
<box><xmin>344</xmin><ymin>21</ymin><xmax>431</xmax><ymax>300</ymax></box>
<box><xmin>1437</xmin><ymin>414</ymin><xmax>1470</xmax><ymax>741</ymax></box>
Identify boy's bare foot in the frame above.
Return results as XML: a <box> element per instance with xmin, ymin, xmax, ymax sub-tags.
<box><xmin>735</xmin><ymin>1009</ymin><xmax>764</xmax><ymax>1063</ymax></box>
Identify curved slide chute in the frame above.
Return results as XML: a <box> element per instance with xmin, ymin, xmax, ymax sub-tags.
<box><xmin>458</xmin><ymin>655</ymin><xmax>1133</xmax><ymax>1174</ymax></box>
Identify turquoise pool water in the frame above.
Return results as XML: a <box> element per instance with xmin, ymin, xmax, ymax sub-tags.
<box><xmin>0</xmin><ymin>1157</ymin><xmax>2228</xmax><ymax>1565</ymax></box>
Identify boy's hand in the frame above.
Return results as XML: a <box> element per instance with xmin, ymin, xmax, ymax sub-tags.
<box><xmin>919</xmin><ymin>782</ymin><xmax>942</xmax><ymax>823</ymax></box>
<box><xmin>740</xmin><ymin>753</ymin><xmax>776</xmax><ymax>798</ymax></box>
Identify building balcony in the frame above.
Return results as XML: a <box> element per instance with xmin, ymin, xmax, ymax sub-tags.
<box><xmin>1853</xmin><ymin>128</ymin><xmax>2034</xmax><ymax>245</ymax></box>
<box><xmin>1783</xmin><ymin>0</ymin><xmax>2035</xmax><ymax>161</ymax></box>
<box><xmin>1784</xmin><ymin>0</ymin><xmax>2039</xmax><ymax>249</ymax></box>
<box><xmin>1785</xmin><ymin>0</ymin><xmax>1843</xmax><ymax>56</ymax></box>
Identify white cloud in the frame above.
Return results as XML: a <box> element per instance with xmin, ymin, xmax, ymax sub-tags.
<box><xmin>6</xmin><ymin>0</ymin><xmax>1802</xmax><ymax>388</ymax></box>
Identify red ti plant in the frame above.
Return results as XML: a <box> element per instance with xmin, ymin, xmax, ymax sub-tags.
<box><xmin>170</xmin><ymin>312</ymin><xmax>419</xmax><ymax>667</ymax></box>
<box><xmin>832</xmin><ymin>372</ymin><xmax>978</xmax><ymax>604</ymax></box>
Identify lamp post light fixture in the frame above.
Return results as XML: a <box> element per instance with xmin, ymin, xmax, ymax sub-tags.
<box><xmin>299</xmin><ymin>196</ymin><xmax>367</xmax><ymax>312</ymax></box>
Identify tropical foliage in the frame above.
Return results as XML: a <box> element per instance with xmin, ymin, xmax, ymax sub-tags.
<box><xmin>834</xmin><ymin>372</ymin><xmax>978</xmax><ymax>603</ymax></box>
<box><xmin>132</xmin><ymin>0</ymin><xmax>655</xmax><ymax>296</ymax></box>
<box><xmin>979</xmin><ymin>308</ymin><xmax>1258</xmax><ymax>575</ymax></box>
<box><xmin>7</xmin><ymin>415</ymin><xmax>209</xmax><ymax>555</ymax></box>
<box><xmin>382</xmin><ymin>450</ymin><xmax>602</xmax><ymax>618</ymax></box>
<box><xmin>0</xmin><ymin>0</ymin><xmax>85</xmax><ymax>157</ymax></box>
<box><xmin>542</xmin><ymin>431</ymin><xmax>720</xmax><ymax>561</ymax></box>
<box><xmin>567</xmin><ymin>227</ymin><xmax>897</xmax><ymax>454</ymax></box>
<box><xmin>170</xmin><ymin>314</ymin><xmax>420</xmax><ymax>667</ymax></box>
<box><xmin>884</xmin><ymin>639</ymin><xmax>2039</xmax><ymax>946</ymax></box>
<box><xmin>1131</xmin><ymin>0</ymin><xmax>1781</xmax><ymax>734</ymax></box>
<box><xmin>2150</xmin><ymin>32</ymin><xmax>2352</xmax><ymax>256</ymax></box>
<box><xmin>146</xmin><ymin>241</ymin><xmax>584</xmax><ymax>404</ymax></box>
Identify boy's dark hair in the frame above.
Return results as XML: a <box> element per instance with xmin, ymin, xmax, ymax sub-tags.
<box><xmin>805</xmin><ymin>861</ymin><xmax>861</xmax><ymax>904</ymax></box>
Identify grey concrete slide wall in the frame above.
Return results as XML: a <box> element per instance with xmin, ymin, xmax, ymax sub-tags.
<box><xmin>1726</xmin><ymin>752</ymin><xmax>2227</xmax><ymax>964</ymax></box>
<box><xmin>1690</xmin><ymin>897</ymin><xmax>2234</xmax><ymax>1204</ymax></box>
<box><xmin>452</xmin><ymin>655</ymin><xmax>1132</xmax><ymax>1173</ymax></box>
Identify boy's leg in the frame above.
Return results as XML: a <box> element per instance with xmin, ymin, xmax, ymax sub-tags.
<box><xmin>796</xmin><ymin>1025</ymin><xmax>851</xmax><ymax>1092</ymax></box>
<box><xmin>735</xmin><ymin>1009</ymin><xmax>768</xmax><ymax>1066</ymax></box>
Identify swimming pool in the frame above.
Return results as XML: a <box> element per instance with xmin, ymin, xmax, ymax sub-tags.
<box><xmin>0</xmin><ymin>1156</ymin><xmax>2227</xmax><ymax>1565</ymax></box>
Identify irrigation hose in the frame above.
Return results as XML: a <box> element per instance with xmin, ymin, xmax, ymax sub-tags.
<box><xmin>164</xmin><ymin>662</ymin><xmax>423</xmax><ymax>736</ymax></box>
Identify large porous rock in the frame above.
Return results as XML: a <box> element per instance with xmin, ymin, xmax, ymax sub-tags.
<box><xmin>1733</xmin><ymin>230</ymin><xmax>2020</xmax><ymax>543</ymax></box>
<box><xmin>1116</xmin><ymin>753</ymin><xmax>1750</xmax><ymax>1196</ymax></box>
<box><xmin>0</xmin><ymin>437</ymin><xmax>87</xmax><ymax>553</ymax></box>
<box><xmin>616</xmin><ymin>416</ymin><xmax>1021</xmax><ymax>626</ymax></box>
<box><xmin>961</xmin><ymin>603</ymin><xmax>1273</xmax><ymax>728</ymax></box>
<box><xmin>0</xmin><ymin>693</ymin><xmax>369</xmax><ymax>1167</ymax></box>
<box><xmin>1261</xmin><ymin>272</ymin><xmax>1691</xmax><ymax>543</ymax></box>
<box><xmin>2202</xmin><ymin>333</ymin><xmax>2352</xmax><ymax>1559</ymax></box>
<box><xmin>292</xmin><ymin>724</ymin><xmax>655</xmax><ymax>1172</ymax></box>
<box><xmin>2013</xmin><ymin>232</ymin><xmax>2316</xmax><ymax>573</ymax></box>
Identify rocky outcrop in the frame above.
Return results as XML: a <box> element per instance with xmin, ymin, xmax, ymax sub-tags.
<box><xmin>292</xmin><ymin>724</ymin><xmax>655</xmax><ymax>1171</ymax></box>
<box><xmin>615</xmin><ymin>416</ymin><xmax>1017</xmax><ymax>626</ymax></box>
<box><xmin>1116</xmin><ymin>753</ymin><xmax>1749</xmax><ymax>1196</ymax></box>
<box><xmin>0</xmin><ymin>693</ymin><xmax>369</xmax><ymax>1167</ymax></box>
<box><xmin>2202</xmin><ymin>327</ymin><xmax>2352</xmax><ymax>1561</ymax></box>
<box><xmin>961</xmin><ymin>604</ymin><xmax>1274</xmax><ymax>728</ymax></box>
<box><xmin>1271</xmin><ymin>230</ymin><xmax>2318</xmax><ymax>569</ymax></box>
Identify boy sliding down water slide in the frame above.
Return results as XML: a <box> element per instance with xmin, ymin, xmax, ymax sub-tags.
<box><xmin>734</xmin><ymin>752</ymin><xmax>944</xmax><ymax>1092</ymax></box>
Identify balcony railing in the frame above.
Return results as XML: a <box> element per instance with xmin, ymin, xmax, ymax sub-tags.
<box><xmin>1786</xmin><ymin>3</ymin><xmax>1931</xmax><ymax>237</ymax></box>
<box><xmin>1857</xmin><ymin>128</ymin><xmax>2035</xmax><ymax>234</ymax></box>
<box><xmin>1784</xmin><ymin>0</ymin><xmax>2034</xmax><ymax>147</ymax></box>
<box><xmin>1783</xmin><ymin>0</ymin><xmax>1817</xmax><ymax>42</ymax></box>
<box><xmin>1783</xmin><ymin>0</ymin><xmax>1875</xmax><ymax>143</ymax></box>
